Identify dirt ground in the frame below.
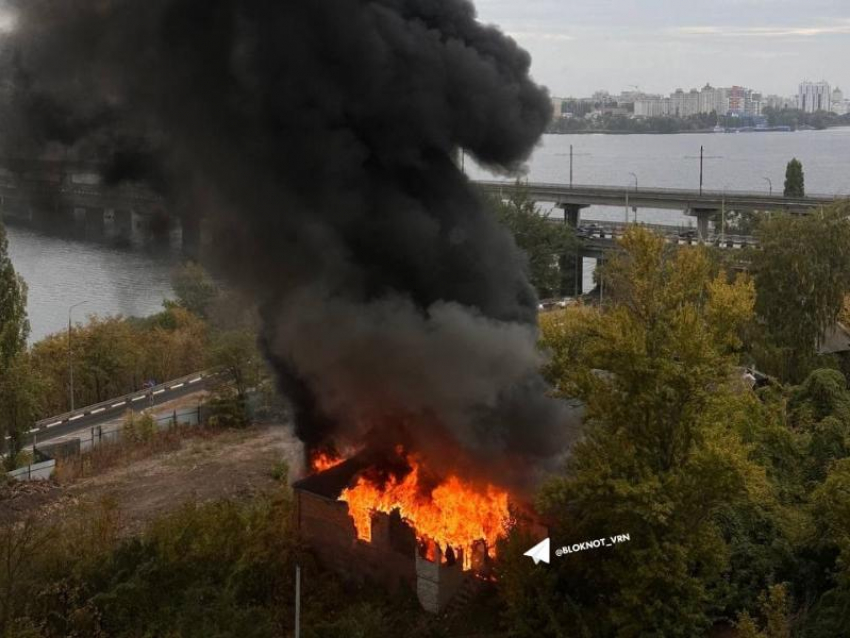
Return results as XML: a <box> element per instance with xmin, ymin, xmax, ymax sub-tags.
<box><xmin>0</xmin><ymin>424</ymin><xmax>306</xmax><ymax>532</ymax></box>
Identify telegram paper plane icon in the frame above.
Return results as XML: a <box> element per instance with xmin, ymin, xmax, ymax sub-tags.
<box><xmin>524</xmin><ymin>537</ymin><xmax>550</xmax><ymax>565</ymax></box>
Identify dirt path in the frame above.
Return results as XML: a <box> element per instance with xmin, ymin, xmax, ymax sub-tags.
<box><xmin>0</xmin><ymin>424</ymin><xmax>306</xmax><ymax>531</ymax></box>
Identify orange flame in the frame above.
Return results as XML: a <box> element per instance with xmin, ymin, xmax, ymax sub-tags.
<box><xmin>339</xmin><ymin>455</ymin><xmax>510</xmax><ymax>570</ymax></box>
<box><xmin>310</xmin><ymin>451</ymin><xmax>344</xmax><ymax>473</ymax></box>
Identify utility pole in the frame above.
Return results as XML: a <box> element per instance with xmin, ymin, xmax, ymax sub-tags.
<box><xmin>685</xmin><ymin>147</ymin><xmax>722</xmax><ymax>196</ymax></box>
<box><xmin>68</xmin><ymin>301</ymin><xmax>88</xmax><ymax>412</ymax></box>
<box><xmin>294</xmin><ymin>564</ymin><xmax>301</xmax><ymax>638</ymax></box>
<box><xmin>568</xmin><ymin>145</ymin><xmax>591</xmax><ymax>188</ymax></box>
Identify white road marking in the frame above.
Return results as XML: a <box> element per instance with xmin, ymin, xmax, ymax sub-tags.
<box><xmin>112</xmin><ymin>401</ymin><xmax>126</xmax><ymax>408</ymax></box>
<box><xmin>188</xmin><ymin>377</ymin><xmax>202</xmax><ymax>384</ymax></box>
<box><xmin>152</xmin><ymin>389</ymin><xmax>165</xmax><ymax>396</ymax></box>
<box><xmin>170</xmin><ymin>383</ymin><xmax>184</xmax><ymax>389</ymax></box>
<box><xmin>45</xmin><ymin>421</ymin><xmax>63</xmax><ymax>428</ymax></box>
<box><xmin>69</xmin><ymin>414</ymin><xmax>85</xmax><ymax>421</ymax></box>
<box><xmin>91</xmin><ymin>407</ymin><xmax>106</xmax><ymax>414</ymax></box>
<box><xmin>131</xmin><ymin>395</ymin><xmax>146</xmax><ymax>402</ymax></box>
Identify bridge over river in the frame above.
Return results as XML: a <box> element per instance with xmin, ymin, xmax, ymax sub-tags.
<box><xmin>476</xmin><ymin>180</ymin><xmax>834</xmax><ymax>296</ymax></box>
<box><xmin>476</xmin><ymin>180</ymin><xmax>842</xmax><ymax>240</ymax></box>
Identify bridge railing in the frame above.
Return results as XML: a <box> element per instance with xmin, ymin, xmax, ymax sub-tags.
<box><xmin>541</xmin><ymin>218</ymin><xmax>756</xmax><ymax>249</ymax></box>
<box><xmin>475</xmin><ymin>179</ymin><xmax>844</xmax><ymax>202</ymax></box>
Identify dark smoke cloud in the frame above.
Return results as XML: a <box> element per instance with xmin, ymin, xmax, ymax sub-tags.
<box><xmin>5</xmin><ymin>0</ymin><xmax>581</xmax><ymax>487</ymax></box>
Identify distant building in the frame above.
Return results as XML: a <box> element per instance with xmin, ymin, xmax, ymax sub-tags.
<box><xmin>551</xmin><ymin>97</ymin><xmax>566</xmax><ymax>119</ymax></box>
<box><xmin>798</xmin><ymin>80</ymin><xmax>831</xmax><ymax>113</ymax></box>
<box><xmin>700</xmin><ymin>84</ymin><xmax>728</xmax><ymax>115</ymax></box>
<box><xmin>764</xmin><ymin>94</ymin><xmax>795</xmax><ymax>110</ymax></box>
<box><xmin>633</xmin><ymin>95</ymin><xmax>669</xmax><ymax>117</ymax></box>
<box><xmin>832</xmin><ymin>88</ymin><xmax>847</xmax><ymax>115</ymax></box>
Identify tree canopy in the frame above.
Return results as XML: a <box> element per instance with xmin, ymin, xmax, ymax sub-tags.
<box><xmin>0</xmin><ymin>222</ymin><xmax>33</xmax><ymax>460</ymax></box>
<box><xmin>491</xmin><ymin>185</ymin><xmax>575</xmax><ymax>299</ymax></box>
<box><xmin>784</xmin><ymin>159</ymin><xmax>805</xmax><ymax>197</ymax></box>
<box><xmin>0</xmin><ymin>223</ymin><xmax>28</xmax><ymax>369</ymax></box>
<box><xmin>751</xmin><ymin>205</ymin><xmax>850</xmax><ymax>381</ymax></box>
<box><xmin>504</xmin><ymin>228</ymin><xmax>764</xmax><ymax>636</ymax></box>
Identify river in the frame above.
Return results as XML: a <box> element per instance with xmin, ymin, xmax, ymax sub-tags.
<box><xmin>6</xmin><ymin>225</ymin><xmax>178</xmax><ymax>342</ymax></box>
<box><xmin>6</xmin><ymin>128</ymin><xmax>850</xmax><ymax>340</ymax></box>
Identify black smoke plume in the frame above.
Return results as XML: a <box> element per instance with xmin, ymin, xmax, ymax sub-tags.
<box><xmin>4</xmin><ymin>0</ymin><xmax>581</xmax><ymax>487</ymax></box>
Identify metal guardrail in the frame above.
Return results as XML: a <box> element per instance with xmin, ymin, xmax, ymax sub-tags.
<box><xmin>32</xmin><ymin>370</ymin><xmax>212</xmax><ymax>434</ymax></box>
<box><xmin>574</xmin><ymin>221</ymin><xmax>757</xmax><ymax>246</ymax></box>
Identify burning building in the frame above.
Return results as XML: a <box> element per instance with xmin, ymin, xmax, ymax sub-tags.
<box><xmin>5</xmin><ymin>0</ymin><xmax>580</xmax><ymax>611</ymax></box>
<box><xmin>295</xmin><ymin>447</ymin><xmax>520</xmax><ymax>612</ymax></box>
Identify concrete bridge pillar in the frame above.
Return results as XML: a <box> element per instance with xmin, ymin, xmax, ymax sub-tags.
<box><xmin>558</xmin><ymin>204</ymin><xmax>585</xmax><ymax>228</ymax></box>
<box><xmin>84</xmin><ymin>207</ymin><xmax>105</xmax><ymax>238</ymax></box>
<box><xmin>690</xmin><ymin>208</ymin><xmax>717</xmax><ymax>242</ymax></box>
<box><xmin>113</xmin><ymin>209</ymin><xmax>133</xmax><ymax>240</ymax></box>
<box><xmin>560</xmin><ymin>251</ymin><xmax>583</xmax><ymax>298</ymax></box>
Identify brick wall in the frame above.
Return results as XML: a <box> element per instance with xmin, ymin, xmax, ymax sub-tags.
<box><xmin>296</xmin><ymin>487</ymin><xmax>468</xmax><ymax>612</ymax></box>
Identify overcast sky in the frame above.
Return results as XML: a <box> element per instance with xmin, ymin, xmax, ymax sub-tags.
<box><xmin>475</xmin><ymin>0</ymin><xmax>850</xmax><ymax>98</ymax></box>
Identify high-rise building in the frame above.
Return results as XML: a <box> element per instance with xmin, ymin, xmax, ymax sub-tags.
<box><xmin>798</xmin><ymin>81</ymin><xmax>831</xmax><ymax>113</ymax></box>
<box><xmin>551</xmin><ymin>97</ymin><xmax>566</xmax><ymax>119</ymax></box>
<box><xmin>633</xmin><ymin>96</ymin><xmax>669</xmax><ymax>117</ymax></box>
<box><xmin>764</xmin><ymin>95</ymin><xmax>794</xmax><ymax>110</ymax></box>
<box><xmin>747</xmin><ymin>92</ymin><xmax>763</xmax><ymax>117</ymax></box>
<box><xmin>727</xmin><ymin>86</ymin><xmax>747</xmax><ymax>115</ymax></box>
<box><xmin>632</xmin><ymin>83</ymin><xmax>762</xmax><ymax>119</ymax></box>
<box><xmin>832</xmin><ymin>88</ymin><xmax>846</xmax><ymax>115</ymax></box>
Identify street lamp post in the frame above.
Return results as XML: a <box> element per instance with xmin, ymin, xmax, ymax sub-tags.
<box><xmin>568</xmin><ymin>145</ymin><xmax>592</xmax><ymax>188</ymax></box>
<box><xmin>68</xmin><ymin>301</ymin><xmax>88</xmax><ymax>412</ymax></box>
<box><xmin>721</xmin><ymin>183</ymin><xmax>733</xmax><ymax>244</ymax></box>
<box><xmin>628</xmin><ymin>173</ymin><xmax>639</xmax><ymax>222</ymax></box>
<box><xmin>763</xmin><ymin>177</ymin><xmax>773</xmax><ymax>196</ymax></box>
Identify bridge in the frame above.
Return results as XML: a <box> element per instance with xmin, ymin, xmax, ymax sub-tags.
<box><xmin>0</xmin><ymin>158</ymin><xmax>191</xmax><ymax>252</ymax></box>
<box><xmin>477</xmin><ymin>180</ymin><xmax>843</xmax><ymax>239</ymax></box>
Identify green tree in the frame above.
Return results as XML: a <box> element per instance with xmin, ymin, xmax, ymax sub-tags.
<box><xmin>751</xmin><ymin>205</ymin><xmax>850</xmax><ymax>381</ymax></box>
<box><xmin>0</xmin><ymin>355</ymin><xmax>44</xmax><ymax>470</ymax></box>
<box><xmin>0</xmin><ymin>222</ymin><xmax>32</xmax><ymax>459</ymax></box>
<box><xmin>0</xmin><ymin>223</ymin><xmax>28</xmax><ymax>369</ymax></box>
<box><xmin>514</xmin><ymin>228</ymin><xmax>766</xmax><ymax>636</ymax></box>
<box><xmin>170</xmin><ymin>261</ymin><xmax>219</xmax><ymax>319</ymax></box>
<box><xmin>492</xmin><ymin>185</ymin><xmax>575</xmax><ymax>299</ymax></box>
<box><xmin>784</xmin><ymin>159</ymin><xmax>805</xmax><ymax>198</ymax></box>
<box><xmin>205</xmin><ymin>329</ymin><xmax>264</xmax><ymax>427</ymax></box>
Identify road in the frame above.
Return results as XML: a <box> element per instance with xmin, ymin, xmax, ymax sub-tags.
<box><xmin>27</xmin><ymin>373</ymin><xmax>212</xmax><ymax>449</ymax></box>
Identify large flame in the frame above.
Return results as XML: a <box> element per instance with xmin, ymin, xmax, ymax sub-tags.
<box><xmin>339</xmin><ymin>454</ymin><xmax>510</xmax><ymax>570</ymax></box>
<box><xmin>310</xmin><ymin>450</ymin><xmax>344</xmax><ymax>473</ymax></box>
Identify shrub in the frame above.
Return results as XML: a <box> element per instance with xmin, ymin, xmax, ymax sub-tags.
<box><xmin>120</xmin><ymin>410</ymin><xmax>157</xmax><ymax>444</ymax></box>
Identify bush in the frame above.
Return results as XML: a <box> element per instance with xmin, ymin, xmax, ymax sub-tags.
<box><xmin>120</xmin><ymin>410</ymin><xmax>157</xmax><ymax>444</ymax></box>
<box><xmin>206</xmin><ymin>392</ymin><xmax>249</xmax><ymax>429</ymax></box>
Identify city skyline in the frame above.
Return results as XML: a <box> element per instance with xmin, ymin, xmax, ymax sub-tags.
<box><xmin>475</xmin><ymin>0</ymin><xmax>849</xmax><ymax>99</ymax></box>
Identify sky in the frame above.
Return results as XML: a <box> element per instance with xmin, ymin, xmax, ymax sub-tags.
<box><xmin>474</xmin><ymin>0</ymin><xmax>850</xmax><ymax>98</ymax></box>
